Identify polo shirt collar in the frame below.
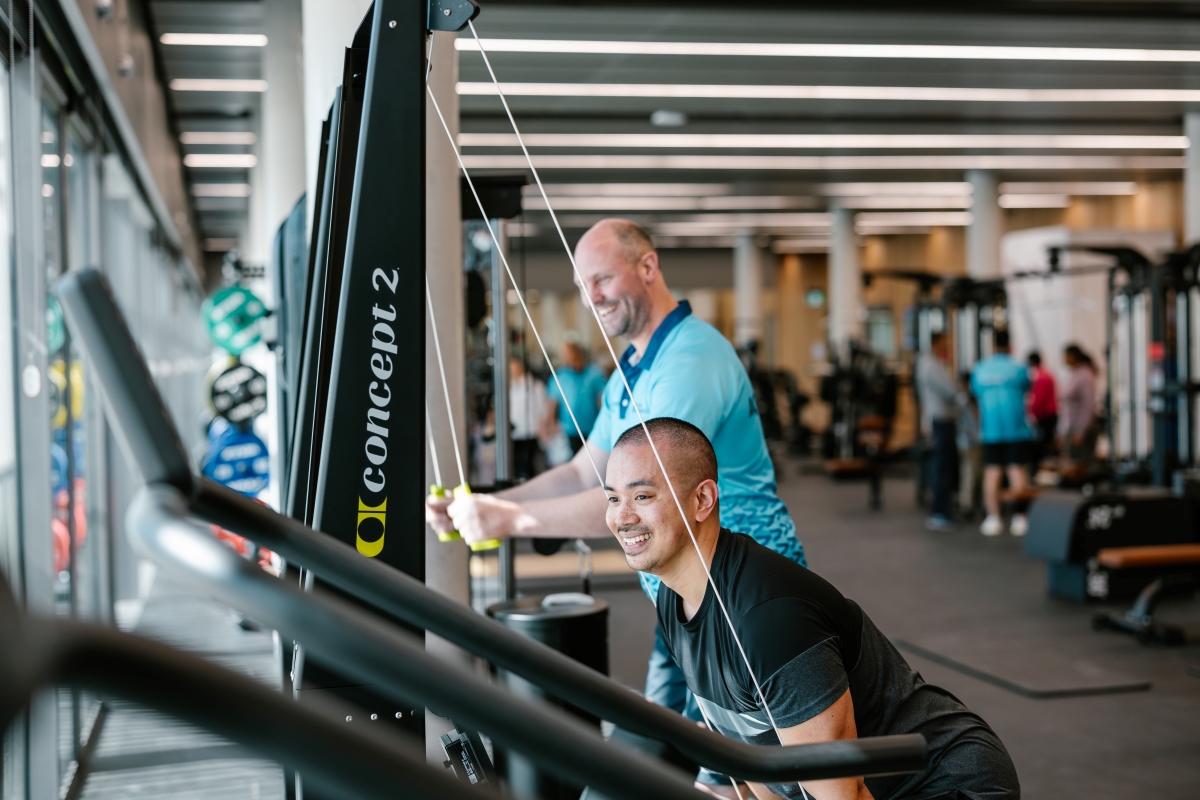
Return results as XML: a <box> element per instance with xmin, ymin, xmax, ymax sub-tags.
<box><xmin>616</xmin><ymin>300</ymin><xmax>692</xmax><ymax>418</ymax></box>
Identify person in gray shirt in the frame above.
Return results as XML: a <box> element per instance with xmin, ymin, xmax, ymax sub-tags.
<box><xmin>915</xmin><ymin>332</ymin><xmax>961</xmax><ymax>531</ymax></box>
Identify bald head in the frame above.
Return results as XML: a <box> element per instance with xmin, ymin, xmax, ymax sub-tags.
<box><xmin>613</xmin><ymin>418</ymin><xmax>718</xmax><ymax>501</ymax></box>
<box><xmin>576</xmin><ymin>218</ymin><xmax>656</xmax><ymax>267</ymax></box>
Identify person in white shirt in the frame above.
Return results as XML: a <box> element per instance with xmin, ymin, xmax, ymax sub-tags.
<box><xmin>508</xmin><ymin>357</ymin><xmax>553</xmax><ymax>480</ymax></box>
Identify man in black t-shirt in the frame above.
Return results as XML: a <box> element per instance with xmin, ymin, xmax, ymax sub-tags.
<box><xmin>604</xmin><ymin>418</ymin><xmax>1019</xmax><ymax>800</ymax></box>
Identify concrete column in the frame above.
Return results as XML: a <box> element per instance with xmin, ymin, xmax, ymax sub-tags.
<box><xmin>966</xmin><ymin>169</ymin><xmax>1001</xmax><ymax>279</ymax></box>
<box><xmin>262</xmin><ymin>0</ymin><xmax>307</xmax><ymax>240</ymax></box>
<box><xmin>423</xmin><ymin>31</ymin><xmax>469</xmax><ymax>761</ymax></box>
<box><xmin>733</xmin><ymin>234</ymin><xmax>763</xmax><ymax>347</ymax></box>
<box><xmin>827</xmin><ymin>206</ymin><xmax>862</xmax><ymax>353</ymax></box>
<box><xmin>1185</xmin><ymin>112</ymin><xmax>1200</xmax><ymax>244</ymax></box>
<box><xmin>301</xmin><ymin>0</ymin><xmax>373</xmax><ymax>230</ymax></box>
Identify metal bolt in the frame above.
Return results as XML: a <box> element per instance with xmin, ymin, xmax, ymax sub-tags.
<box><xmin>345</xmin><ymin>715</ymin><xmax>353</xmax><ymax>722</ymax></box>
<box><xmin>443</xmin><ymin>7</ymin><xmax>451</xmax><ymax>14</ymax></box>
<box><xmin>388</xmin><ymin>19</ymin><xmax>396</xmax><ymax>27</ymax></box>
<box><xmin>370</xmin><ymin>714</ymin><xmax>378</xmax><ymax>721</ymax></box>
<box><xmin>395</xmin><ymin>711</ymin><xmax>403</xmax><ymax>719</ymax></box>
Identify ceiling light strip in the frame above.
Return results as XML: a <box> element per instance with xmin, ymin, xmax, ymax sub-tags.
<box><xmin>455</xmin><ymin>38</ymin><xmax>1200</xmax><ymax>64</ymax></box>
<box><xmin>169</xmin><ymin>79</ymin><xmax>268</xmax><ymax>92</ymax></box>
<box><xmin>460</xmin><ymin>154</ymin><xmax>1185</xmax><ymax>171</ymax></box>
<box><xmin>180</xmin><ymin>132</ymin><xmax>258</xmax><ymax>145</ymax></box>
<box><xmin>183</xmin><ymin>154</ymin><xmax>258</xmax><ymax>168</ymax></box>
<box><xmin>159</xmin><ymin>33</ymin><xmax>268</xmax><ymax>46</ymax></box>
<box><xmin>459</xmin><ymin>133</ymin><xmax>1187</xmax><ymax>150</ymax></box>
<box><xmin>458</xmin><ymin>82</ymin><xmax>1200</xmax><ymax>103</ymax></box>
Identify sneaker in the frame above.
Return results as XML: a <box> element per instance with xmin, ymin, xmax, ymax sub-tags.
<box><xmin>925</xmin><ymin>515</ymin><xmax>956</xmax><ymax>532</ymax></box>
<box><xmin>980</xmin><ymin>515</ymin><xmax>1004</xmax><ymax>536</ymax></box>
<box><xmin>1010</xmin><ymin>514</ymin><xmax>1029</xmax><ymax>537</ymax></box>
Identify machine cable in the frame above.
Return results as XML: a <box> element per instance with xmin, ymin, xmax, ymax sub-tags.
<box><xmin>435</xmin><ymin>23</ymin><xmax>814</xmax><ymax>798</ymax></box>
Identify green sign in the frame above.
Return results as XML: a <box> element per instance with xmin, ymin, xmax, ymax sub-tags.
<box><xmin>203</xmin><ymin>286</ymin><xmax>265</xmax><ymax>356</ymax></box>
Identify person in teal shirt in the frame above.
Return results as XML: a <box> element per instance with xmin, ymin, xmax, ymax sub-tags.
<box><xmin>427</xmin><ymin>218</ymin><xmax>804</xmax><ymax>788</ymax></box>
<box><xmin>970</xmin><ymin>329</ymin><xmax>1033</xmax><ymax>537</ymax></box>
<box><xmin>546</xmin><ymin>339</ymin><xmax>607</xmax><ymax>453</ymax></box>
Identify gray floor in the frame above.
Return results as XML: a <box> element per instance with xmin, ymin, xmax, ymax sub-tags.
<box><xmin>77</xmin><ymin>573</ymin><xmax>286</xmax><ymax>800</ymax></box>
<box><xmin>781</xmin><ymin>462</ymin><xmax>1199</xmax><ymax>800</ymax></box>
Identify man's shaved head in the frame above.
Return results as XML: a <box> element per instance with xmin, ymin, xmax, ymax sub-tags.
<box><xmin>613</xmin><ymin>417</ymin><xmax>718</xmax><ymax>500</ymax></box>
<box><xmin>577</xmin><ymin>218</ymin><xmax>656</xmax><ymax>267</ymax></box>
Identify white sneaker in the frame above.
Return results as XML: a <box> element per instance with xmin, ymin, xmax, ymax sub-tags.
<box><xmin>1010</xmin><ymin>514</ymin><xmax>1028</xmax><ymax>537</ymax></box>
<box><xmin>980</xmin><ymin>515</ymin><xmax>1004</xmax><ymax>536</ymax></box>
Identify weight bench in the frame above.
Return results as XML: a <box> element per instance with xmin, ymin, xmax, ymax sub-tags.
<box><xmin>1090</xmin><ymin>544</ymin><xmax>1200</xmax><ymax>644</ymax></box>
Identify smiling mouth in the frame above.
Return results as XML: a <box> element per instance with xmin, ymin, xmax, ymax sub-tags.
<box><xmin>622</xmin><ymin>531</ymin><xmax>651</xmax><ymax>547</ymax></box>
<box><xmin>597</xmin><ymin>304</ymin><xmax>617</xmax><ymax>318</ymax></box>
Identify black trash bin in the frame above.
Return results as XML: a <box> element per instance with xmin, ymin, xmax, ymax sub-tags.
<box><xmin>488</xmin><ymin>593</ymin><xmax>609</xmax><ymax>800</ymax></box>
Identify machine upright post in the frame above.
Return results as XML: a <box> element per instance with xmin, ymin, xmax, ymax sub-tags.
<box><xmin>490</xmin><ymin>219</ymin><xmax>516</xmax><ymax>600</ymax></box>
<box><xmin>1150</xmin><ymin>264</ymin><xmax>1171</xmax><ymax>485</ymax></box>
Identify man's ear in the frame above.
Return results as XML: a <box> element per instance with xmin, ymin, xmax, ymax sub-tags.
<box><xmin>638</xmin><ymin>251</ymin><xmax>660</xmax><ymax>284</ymax></box>
<box><xmin>694</xmin><ymin>478</ymin><xmax>718</xmax><ymax>523</ymax></box>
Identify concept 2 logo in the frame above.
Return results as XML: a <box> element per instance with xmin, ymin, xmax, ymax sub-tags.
<box><xmin>357</xmin><ymin>266</ymin><xmax>400</xmax><ymax>557</ymax></box>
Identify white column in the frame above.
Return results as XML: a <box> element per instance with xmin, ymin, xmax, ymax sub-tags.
<box><xmin>301</xmin><ymin>0</ymin><xmax>373</xmax><ymax>231</ymax></box>
<box><xmin>423</xmin><ymin>31</ymin><xmax>469</xmax><ymax>761</ymax></box>
<box><xmin>733</xmin><ymin>234</ymin><xmax>763</xmax><ymax>347</ymax></box>
<box><xmin>1186</xmin><ymin>112</ymin><xmax>1200</xmax><ymax>244</ymax></box>
<box><xmin>827</xmin><ymin>206</ymin><xmax>862</xmax><ymax>353</ymax></box>
<box><xmin>966</xmin><ymin>169</ymin><xmax>1001</xmax><ymax>279</ymax></box>
<box><xmin>262</xmin><ymin>0</ymin><xmax>307</xmax><ymax>239</ymax></box>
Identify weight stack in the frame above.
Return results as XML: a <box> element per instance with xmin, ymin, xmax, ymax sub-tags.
<box><xmin>488</xmin><ymin>594</ymin><xmax>609</xmax><ymax>800</ymax></box>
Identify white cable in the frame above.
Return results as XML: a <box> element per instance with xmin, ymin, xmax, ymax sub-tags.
<box><xmin>425</xmin><ymin>403</ymin><xmax>444</xmax><ymax>489</ymax></box>
<box><xmin>466</xmin><ymin>22</ymin><xmax>808</xmax><ymax>799</ymax></box>
<box><xmin>425</xmin><ymin>278</ymin><xmax>468</xmax><ymax>487</ymax></box>
<box><xmin>426</xmin><ymin>65</ymin><xmax>606</xmax><ymax>491</ymax></box>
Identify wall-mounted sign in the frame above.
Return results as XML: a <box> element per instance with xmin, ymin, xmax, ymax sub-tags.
<box><xmin>203</xmin><ymin>286</ymin><xmax>266</xmax><ymax>355</ymax></box>
<box><xmin>210</xmin><ymin>361</ymin><xmax>268</xmax><ymax>425</ymax></box>
<box><xmin>805</xmin><ymin>288</ymin><xmax>827</xmax><ymax>308</ymax></box>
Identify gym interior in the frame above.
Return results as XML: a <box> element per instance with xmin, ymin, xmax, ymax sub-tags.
<box><xmin>1</xmin><ymin>1</ymin><xmax>1199</xmax><ymax>799</ymax></box>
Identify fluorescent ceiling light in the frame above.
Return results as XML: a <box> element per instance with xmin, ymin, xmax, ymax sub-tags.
<box><xmin>159</xmin><ymin>33</ymin><xmax>267</xmax><ymax>46</ymax></box>
<box><xmin>998</xmin><ymin>194</ymin><xmax>1072</xmax><ymax>208</ymax></box>
<box><xmin>458</xmin><ymin>82</ymin><xmax>1200</xmax><ymax>104</ymax></box>
<box><xmin>819</xmin><ymin>182</ymin><xmax>970</xmax><ymax>196</ymax></box>
<box><xmin>834</xmin><ymin>195</ymin><xmax>971</xmax><ymax>209</ymax></box>
<box><xmin>654</xmin><ymin>235</ymin><xmax>740</xmax><ymax>249</ymax></box>
<box><xmin>169</xmin><ymin>79</ymin><xmax>268</xmax><ymax>92</ymax></box>
<box><xmin>461</xmin><ymin>154</ymin><xmax>1184</xmax><ymax>171</ymax></box>
<box><xmin>41</xmin><ymin>154</ymin><xmax>60</xmax><ymax>168</ymax></box>
<box><xmin>857</xmin><ymin>226</ymin><xmax>932</xmax><ymax>236</ymax></box>
<box><xmin>180</xmin><ymin>132</ymin><xmax>257</xmax><ymax>145</ymax></box>
<box><xmin>456</xmin><ymin>38</ymin><xmax>1200</xmax><ymax>64</ymax></box>
<box><xmin>459</xmin><ymin>133</ymin><xmax>1187</xmax><ymax>150</ymax></box>
<box><xmin>191</xmin><ymin>183</ymin><xmax>252</xmax><ymax>197</ymax></box>
<box><xmin>526</xmin><ymin>183</ymin><xmax>734</xmax><ymax>196</ymax></box>
<box><xmin>672</xmin><ymin>213</ymin><xmax>830</xmax><ymax>226</ymax></box>
<box><xmin>998</xmin><ymin>181</ymin><xmax>1137</xmax><ymax>195</ymax></box>
<box><xmin>522</xmin><ymin>195</ymin><xmax>817</xmax><ymax>211</ymax></box>
<box><xmin>855</xmin><ymin>211</ymin><xmax>973</xmax><ymax>226</ymax></box>
<box><xmin>184</xmin><ymin>154</ymin><xmax>258</xmax><ymax>168</ymax></box>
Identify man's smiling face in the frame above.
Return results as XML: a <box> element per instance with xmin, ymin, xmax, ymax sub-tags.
<box><xmin>604</xmin><ymin>442</ymin><xmax>692</xmax><ymax>573</ymax></box>
<box><xmin>574</xmin><ymin>229</ymin><xmax>652</xmax><ymax>340</ymax></box>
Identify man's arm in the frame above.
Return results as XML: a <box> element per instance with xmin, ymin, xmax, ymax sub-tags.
<box><xmin>424</xmin><ymin>440</ymin><xmax>613</xmax><ymax>543</ymax></box>
<box><xmin>744</xmin><ymin>690</ymin><xmax>874</xmax><ymax>800</ymax></box>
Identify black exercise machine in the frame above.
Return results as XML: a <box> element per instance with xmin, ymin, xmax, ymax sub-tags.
<box><xmin>1089</xmin><ymin>544</ymin><xmax>1200</xmax><ymax>644</ymax></box>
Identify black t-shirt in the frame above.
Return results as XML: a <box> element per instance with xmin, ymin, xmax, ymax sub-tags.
<box><xmin>657</xmin><ymin>529</ymin><xmax>1018</xmax><ymax>800</ymax></box>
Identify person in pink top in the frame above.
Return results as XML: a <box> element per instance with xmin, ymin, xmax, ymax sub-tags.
<box><xmin>1026</xmin><ymin>352</ymin><xmax>1058</xmax><ymax>468</ymax></box>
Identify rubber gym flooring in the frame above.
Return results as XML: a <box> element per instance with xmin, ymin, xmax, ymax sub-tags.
<box><xmin>530</xmin><ymin>458</ymin><xmax>1200</xmax><ymax>800</ymax></box>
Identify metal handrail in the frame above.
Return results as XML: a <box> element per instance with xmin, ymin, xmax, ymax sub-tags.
<box><xmin>0</xmin><ymin>581</ymin><xmax>480</xmax><ymax>800</ymax></box>
<box><xmin>129</xmin><ymin>484</ymin><xmax>715</xmax><ymax>800</ymax></box>
<box><xmin>57</xmin><ymin>267</ymin><xmax>929</xmax><ymax>786</ymax></box>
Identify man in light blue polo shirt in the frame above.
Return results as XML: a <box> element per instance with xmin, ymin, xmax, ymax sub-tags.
<box><xmin>970</xmin><ymin>329</ymin><xmax>1033</xmax><ymax>537</ymax></box>
<box><xmin>427</xmin><ymin>219</ymin><xmax>804</xmax><ymax>780</ymax></box>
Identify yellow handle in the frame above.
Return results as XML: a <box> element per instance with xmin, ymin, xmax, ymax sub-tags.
<box><xmin>456</xmin><ymin>483</ymin><xmax>501</xmax><ymax>552</ymax></box>
<box><xmin>430</xmin><ymin>484</ymin><xmax>461</xmax><ymax>542</ymax></box>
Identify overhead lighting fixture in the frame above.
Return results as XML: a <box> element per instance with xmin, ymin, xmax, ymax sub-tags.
<box><xmin>180</xmin><ymin>132</ymin><xmax>257</xmax><ymax>145</ymax></box>
<box><xmin>526</xmin><ymin>183</ymin><xmax>734</xmax><ymax>196</ymax></box>
<box><xmin>41</xmin><ymin>154</ymin><xmax>60</xmax><ymax>168</ymax></box>
<box><xmin>191</xmin><ymin>183</ymin><xmax>252</xmax><ymax>197</ymax></box>
<box><xmin>855</xmin><ymin>211</ymin><xmax>973</xmax><ymax>227</ymax></box>
<box><xmin>459</xmin><ymin>133</ymin><xmax>1187</xmax><ymax>150</ymax></box>
<box><xmin>169</xmin><ymin>79</ymin><xmax>268</xmax><ymax>92</ymax></box>
<box><xmin>650</xmin><ymin>109</ymin><xmax>688</xmax><ymax>126</ymax></box>
<box><xmin>461</xmin><ymin>154</ymin><xmax>1184</xmax><ymax>171</ymax></box>
<box><xmin>159</xmin><ymin>33</ymin><xmax>268</xmax><ymax>46</ymax></box>
<box><xmin>998</xmin><ymin>181</ymin><xmax>1137</xmax><ymax>195</ymax></box>
<box><xmin>833</xmin><ymin>196</ymin><xmax>971</xmax><ymax>210</ymax></box>
<box><xmin>522</xmin><ymin>195</ymin><xmax>817</xmax><ymax>212</ymax></box>
<box><xmin>654</xmin><ymin>235</ymin><xmax>739</xmax><ymax>249</ymax></box>
<box><xmin>183</xmin><ymin>154</ymin><xmax>258</xmax><ymax>168</ymax></box>
<box><xmin>456</xmin><ymin>38</ymin><xmax>1200</xmax><ymax>64</ymax></box>
<box><xmin>458</xmin><ymin>82</ymin><xmax>1200</xmax><ymax>104</ymax></box>
<box><xmin>820</xmin><ymin>182</ymin><xmax>971</xmax><ymax>196</ymax></box>
<box><xmin>857</xmin><ymin>226</ymin><xmax>932</xmax><ymax>236</ymax></box>
<box><xmin>998</xmin><ymin>194</ymin><xmax>1072</xmax><ymax>209</ymax></box>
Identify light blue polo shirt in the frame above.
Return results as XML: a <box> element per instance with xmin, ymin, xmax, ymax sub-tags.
<box><xmin>547</xmin><ymin>364</ymin><xmax>607</xmax><ymax>437</ymax></box>
<box><xmin>970</xmin><ymin>353</ymin><xmax>1033</xmax><ymax>444</ymax></box>
<box><xmin>588</xmin><ymin>301</ymin><xmax>806</xmax><ymax>599</ymax></box>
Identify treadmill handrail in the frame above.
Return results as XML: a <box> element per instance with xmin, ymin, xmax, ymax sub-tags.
<box><xmin>57</xmin><ymin>267</ymin><xmax>929</xmax><ymax>785</ymax></box>
<box><xmin>194</xmin><ymin>479</ymin><xmax>927</xmax><ymax>783</ymax></box>
<box><xmin>131</xmin><ymin>484</ymin><xmax>726</xmax><ymax>800</ymax></box>
<box><xmin>0</xmin><ymin>588</ymin><xmax>481</xmax><ymax>800</ymax></box>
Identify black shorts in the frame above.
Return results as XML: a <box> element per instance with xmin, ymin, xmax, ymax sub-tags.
<box><xmin>982</xmin><ymin>440</ymin><xmax>1032</xmax><ymax>467</ymax></box>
